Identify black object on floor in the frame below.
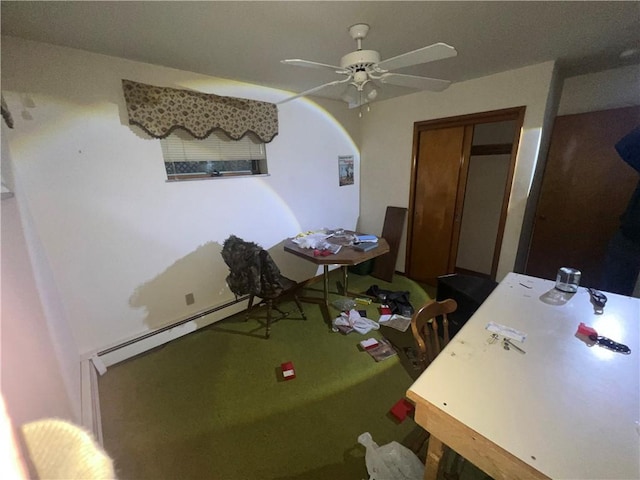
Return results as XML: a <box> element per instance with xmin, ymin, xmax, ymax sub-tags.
<box><xmin>436</xmin><ymin>274</ymin><xmax>498</xmax><ymax>338</ymax></box>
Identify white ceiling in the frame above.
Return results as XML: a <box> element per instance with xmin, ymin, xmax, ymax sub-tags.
<box><xmin>1</xmin><ymin>1</ymin><xmax>639</xmax><ymax>104</ymax></box>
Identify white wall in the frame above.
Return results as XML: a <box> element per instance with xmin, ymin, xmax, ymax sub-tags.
<box><xmin>358</xmin><ymin>61</ymin><xmax>557</xmax><ymax>281</ymax></box>
<box><xmin>1</xmin><ymin>36</ymin><xmax>360</xmax><ymax>361</ymax></box>
<box><xmin>456</xmin><ymin>154</ymin><xmax>511</xmax><ymax>274</ymax></box>
<box><xmin>1</xmin><ymin>123</ymin><xmax>78</xmax><ymax>425</ymax></box>
<box><xmin>558</xmin><ymin>64</ymin><xmax>640</xmax><ymax>116</ymax></box>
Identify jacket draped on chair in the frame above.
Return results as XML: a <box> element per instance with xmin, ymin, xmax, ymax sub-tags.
<box><xmin>221</xmin><ymin>235</ymin><xmax>305</xmax><ymax>338</ymax></box>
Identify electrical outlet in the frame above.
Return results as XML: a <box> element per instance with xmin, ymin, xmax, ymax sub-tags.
<box><xmin>185</xmin><ymin>293</ymin><xmax>195</xmax><ymax>305</ymax></box>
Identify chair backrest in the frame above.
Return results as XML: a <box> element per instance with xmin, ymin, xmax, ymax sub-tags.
<box><xmin>221</xmin><ymin>235</ymin><xmax>262</xmax><ymax>297</ymax></box>
<box><xmin>410</xmin><ymin>298</ymin><xmax>458</xmax><ymax>370</ymax></box>
<box><xmin>221</xmin><ymin>235</ymin><xmax>284</xmax><ymax>298</ymax></box>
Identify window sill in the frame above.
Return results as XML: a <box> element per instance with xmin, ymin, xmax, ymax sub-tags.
<box><xmin>166</xmin><ymin>173</ymin><xmax>269</xmax><ymax>182</ymax></box>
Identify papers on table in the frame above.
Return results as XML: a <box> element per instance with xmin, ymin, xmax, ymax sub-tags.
<box><xmin>292</xmin><ymin>230</ymin><xmax>378</xmax><ymax>254</ymax></box>
<box><xmin>324</xmin><ymin>243</ymin><xmax>342</xmax><ymax>254</ymax></box>
<box><xmin>485</xmin><ymin>321</ymin><xmax>527</xmax><ymax>343</ymax></box>
<box><xmin>355</xmin><ymin>234</ymin><xmax>378</xmax><ymax>243</ymax></box>
<box><xmin>292</xmin><ymin>231</ymin><xmax>331</xmax><ymax>249</ymax></box>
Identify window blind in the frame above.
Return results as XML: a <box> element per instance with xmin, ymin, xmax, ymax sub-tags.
<box><xmin>160</xmin><ymin>129</ymin><xmax>266</xmax><ymax>163</ymax></box>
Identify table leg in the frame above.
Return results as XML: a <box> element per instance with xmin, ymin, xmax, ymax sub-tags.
<box><xmin>342</xmin><ymin>266</ymin><xmax>349</xmax><ymax>295</ymax></box>
<box><xmin>294</xmin><ymin>265</ymin><xmax>333</xmax><ymax>326</ymax></box>
<box><xmin>424</xmin><ymin>435</ymin><xmax>445</xmax><ymax>480</ymax></box>
<box><xmin>323</xmin><ymin>265</ymin><xmax>330</xmax><ymax>311</ymax></box>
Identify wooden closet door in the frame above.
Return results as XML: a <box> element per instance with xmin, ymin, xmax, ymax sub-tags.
<box><xmin>408</xmin><ymin>126</ymin><xmax>466</xmax><ymax>284</ymax></box>
<box><xmin>525</xmin><ymin>106</ymin><xmax>640</xmax><ymax>287</ymax></box>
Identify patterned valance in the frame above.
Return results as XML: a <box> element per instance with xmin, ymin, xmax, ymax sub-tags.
<box><xmin>121</xmin><ymin>80</ymin><xmax>278</xmax><ymax>143</ymax></box>
<box><xmin>1</xmin><ymin>95</ymin><xmax>14</xmax><ymax>129</ymax></box>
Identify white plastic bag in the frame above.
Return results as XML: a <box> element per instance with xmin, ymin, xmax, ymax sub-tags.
<box><xmin>357</xmin><ymin>432</ymin><xmax>424</xmax><ymax>480</ymax></box>
<box><xmin>333</xmin><ymin>310</ymin><xmax>380</xmax><ymax>335</ymax></box>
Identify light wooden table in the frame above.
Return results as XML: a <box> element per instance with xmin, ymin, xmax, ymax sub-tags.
<box><xmin>407</xmin><ymin>272</ymin><xmax>640</xmax><ymax>480</ymax></box>
<box><xmin>283</xmin><ymin>235</ymin><xmax>389</xmax><ymax>322</ymax></box>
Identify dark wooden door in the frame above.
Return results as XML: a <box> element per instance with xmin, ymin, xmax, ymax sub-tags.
<box><xmin>525</xmin><ymin>106</ymin><xmax>640</xmax><ymax>287</ymax></box>
<box><xmin>407</xmin><ymin>126</ymin><xmax>468</xmax><ymax>284</ymax></box>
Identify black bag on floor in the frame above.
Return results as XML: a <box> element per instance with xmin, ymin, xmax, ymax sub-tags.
<box><xmin>366</xmin><ymin>285</ymin><xmax>415</xmax><ymax>316</ymax></box>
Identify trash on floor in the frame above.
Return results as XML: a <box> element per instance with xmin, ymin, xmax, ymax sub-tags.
<box><xmin>365</xmin><ymin>285</ymin><xmax>415</xmax><ymax>316</ymax></box>
<box><xmin>357</xmin><ymin>431</ymin><xmax>424</xmax><ymax>480</ymax></box>
<box><xmin>360</xmin><ymin>338</ymin><xmax>380</xmax><ymax>350</ymax></box>
<box><xmin>403</xmin><ymin>347</ymin><xmax>422</xmax><ymax>371</ymax></box>
<box><xmin>332</xmin><ymin>309</ymin><xmax>380</xmax><ymax>335</ymax></box>
<box><xmin>364</xmin><ymin>337</ymin><xmax>397</xmax><ymax>362</ymax></box>
<box><xmin>280</xmin><ymin>361</ymin><xmax>296</xmax><ymax>380</ymax></box>
<box><xmin>332</xmin><ymin>297</ymin><xmax>357</xmax><ymax>312</ymax></box>
<box><xmin>378</xmin><ymin>314</ymin><xmax>412</xmax><ymax>332</ymax></box>
<box><xmin>389</xmin><ymin>398</ymin><xmax>415</xmax><ymax>422</ymax></box>
<box><xmin>379</xmin><ymin>304</ymin><xmax>393</xmax><ymax>324</ymax></box>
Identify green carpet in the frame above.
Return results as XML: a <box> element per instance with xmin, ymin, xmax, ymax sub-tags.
<box><xmin>99</xmin><ymin>272</ymin><xmax>430</xmax><ymax>480</ymax></box>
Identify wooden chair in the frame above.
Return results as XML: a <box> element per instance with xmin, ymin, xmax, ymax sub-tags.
<box><xmin>410</xmin><ymin>298</ymin><xmax>465</xmax><ymax>479</ymax></box>
<box><xmin>221</xmin><ymin>235</ymin><xmax>306</xmax><ymax>339</ymax></box>
<box><xmin>410</xmin><ymin>298</ymin><xmax>457</xmax><ymax>370</ymax></box>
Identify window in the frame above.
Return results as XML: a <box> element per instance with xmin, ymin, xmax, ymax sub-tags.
<box><xmin>160</xmin><ymin>129</ymin><xmax>268</xmax><ymax>181</ymax></box>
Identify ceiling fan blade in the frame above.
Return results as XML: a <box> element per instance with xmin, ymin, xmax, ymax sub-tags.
<box><xmin>277</xmin><ymin>78</ymin><xmax>352</xmax><ymax>104</ymax></box>
<box><xmin>376</xmin><ymin>43</ymin><xmax>457</xmax><ymax>71</ymax></box>
<box><xmin>379</xmin><ymin>73</ymin><xmax>451</xmax><ymax>92</ymax></box>
<box><xmin>281</xmin><ymin>59</ymin><xmax>347</xmax><ymax>73</ymax></box>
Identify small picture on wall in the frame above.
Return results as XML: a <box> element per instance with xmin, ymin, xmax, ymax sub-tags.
<box><xmin>339</xmin><ymin>155</ymin><xmax>354</xmax><ymax>186</ymax></box>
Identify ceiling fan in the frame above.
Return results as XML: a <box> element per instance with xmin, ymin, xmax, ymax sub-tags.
<box><xmin>278</xmin><ymin>23</ymin><xmax>457</xmax><ymax>109</ymax></box>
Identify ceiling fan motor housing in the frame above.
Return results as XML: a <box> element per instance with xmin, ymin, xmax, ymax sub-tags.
<box><xmin>340</xmin><ymin>50</ymin><xmax>380</xmax><ymax>70</ymax></box>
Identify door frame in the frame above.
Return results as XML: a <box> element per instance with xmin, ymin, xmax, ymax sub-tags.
<box><xmin>406</xmin><ymin>106</ymin><xmax>526</xmax><ymax>281</ymax></box>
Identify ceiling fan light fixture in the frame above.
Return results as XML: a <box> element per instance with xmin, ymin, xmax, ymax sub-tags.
<box><xmin>364</xmin><ymin>82</ymin><xmax>377</xmax><ymax>100</ymax></box>
<box><xmin>353</xmin><ymin>70</ymin><xmax>369</xmax><ymax>85</ymax></box>
<box><xmin>341</xmin><ymin>85</ymin><xmax>357</xmax><ymax>104</ymax></box>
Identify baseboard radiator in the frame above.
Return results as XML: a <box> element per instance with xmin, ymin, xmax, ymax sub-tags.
<box><xmin>95</xmin><ymin>295</ymin><xmax>249</xmax><ymax>367</ymax></box>
<box><xmin>92</xmin><ymin>272</ymin><xmax>330</xmax><ymax>367</ymax></box>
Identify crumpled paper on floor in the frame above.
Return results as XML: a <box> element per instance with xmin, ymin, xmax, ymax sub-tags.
<box><xmin>333</xmin><ymin>309</ymin><xmax>380</xmax><ymax>335</ymax></box>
